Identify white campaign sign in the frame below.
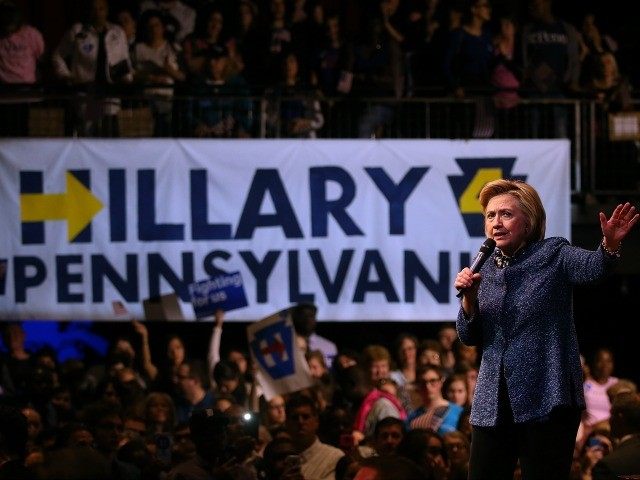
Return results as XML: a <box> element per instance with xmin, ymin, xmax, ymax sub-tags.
<box><xmin>0</xmin><ymin>139</ymin><xmax>570</xmax><ymax>320</ymax></box>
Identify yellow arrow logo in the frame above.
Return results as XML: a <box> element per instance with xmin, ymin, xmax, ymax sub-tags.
<box><xmin>20</xmin><ymin>172</ymin><xmax>104</xmax><ymax>241</ymax></box>
<box><xmin>459</xmin><ymin>167</ymin><xmax>503</xmax><ymax>214</ymax></box>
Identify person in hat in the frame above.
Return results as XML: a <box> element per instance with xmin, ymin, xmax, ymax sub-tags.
<box><xmin>190</xmin><ymin>43</ymin><xmax>254</xmax><ymax>138</ymax></box>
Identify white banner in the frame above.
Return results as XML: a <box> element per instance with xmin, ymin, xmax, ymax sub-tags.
<box><xmin>0</xmin><ymin>139</ymin><xmax>570</xmax><ymax>320</ymax></box>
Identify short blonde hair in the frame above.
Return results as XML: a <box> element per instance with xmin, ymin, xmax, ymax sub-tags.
<box><xmin>362</xmin><ymin>345</ymin><xmax>391</xmax><ymax>369</ymax></box>
<box><xmin>479</xmin><ymin>179</ymin><xmax>546</xmax><ymax>242</ymax></box>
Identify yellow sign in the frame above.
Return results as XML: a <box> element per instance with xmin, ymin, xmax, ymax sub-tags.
<box><xmin>459</xmin><ymin>168</ymin><xmax>503</xmax><ymax>213</ymax></box>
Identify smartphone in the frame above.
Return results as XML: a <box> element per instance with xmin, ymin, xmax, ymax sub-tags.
<box><xmin>154</xmin><ymin>433</ymin><xmax>172</xmax><ymax>466</ymax></box>
<box><xmin>284</xmin><ymin>454</ymin><xmax>302</xmax><ymax>472</ymax></box>
<box><xmin>240</xmin><ymin>411</ymin><xmax>260</xmax><ymax>440</ymax></box>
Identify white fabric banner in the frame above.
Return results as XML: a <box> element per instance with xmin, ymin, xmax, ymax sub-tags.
<box><xmin>0</xmin><ymin>139</ymin><xmax>570</xmax><ymax>320</ymax></box>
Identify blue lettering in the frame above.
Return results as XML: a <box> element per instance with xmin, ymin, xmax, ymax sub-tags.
<box><xmin>57</xmin><ymin>255</ymin><xmax>83</xmax><ymax>302</ymax></box>
<box><xmin>309</xmin><ymin>249</ymin><xmax>354</xmax><ymax>303</ymax></box>
<box><xmin>109</xmin><ymin>169</ymin><xmax>126</xmax><ymax>241</ymax></box>
<box><xmin>310</xmin><ymin>167</ymin><xmax>363</xmax><ymax>237</ymax></box>
<box><xmin>70</xmin><ymin>170</ymin><xmax>92</xmax><ymax>243</ymax></box>
<box><xmin>404</xmin><ymin>250</ymin><xmax>450</xmax><ymax>303</ymax></box>
<box><xmin>14</xmin><ymin>256</ymin><xmax>46</xmax><ymax>302</ymax></box>
<box><xmin>239</xmin><ymin>250</ymin><xmax>280</xmax><ymax>303</ymax></box>
<box><xmin>235</xmin><ymin>170</ymin><xmax>303</xmax><ymax>239</ymax></box>
<box><xmin>20</xmin><ymin>171</ymin><xmax>44</xmax><ymax>245</ymax></box>
<box><xmin>148</xmin><ymin>252</ymin><xmax>194</xmax><ymax>300</ymax></box>
<box><xmin>203</xmin><ymin>250</ymin><xmax>231</xmax><ymax>277</ymax></box>
<box><xmin>191</xmin><ymin>170</ymin><xmax>232</xmax><ymax>240</ymax></box>
<box><xmin>459</xmin><ymin>252</ymin><xmax>471</xmax><ymax>272</ymax></box>
<box><xmin>365</xmin><ymin>167</ymin><xmax>429</xmax><ymax>235</ymax></box>
<box><xmin>91</xmin><ymin>254</ymin><xmax>139</xmax><ymax>302</ymax></box>
<box><xmin>353</xmin><ymin>250</ymin><xmax>399</xmax><ymax>302</ymax></box>
<box><xmin>138</xmin><ymin>170</ymin><xmax>184</xmax><ymax>241</ymax></box>
<box><xmin>288</xmin><ymin>250</ymin><xmax>315</xmax><ymax>303</ymax></box>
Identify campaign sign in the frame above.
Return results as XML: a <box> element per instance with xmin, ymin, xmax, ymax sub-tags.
<box><xmin>188</xmin><ymin>271</ymin><xmax>248</xmax><ymax>318</ymax></box>
<box><xmin>249</xmin><ymin>315</ymin><xmax>295</xmax><ymax>379</ymax></box>
<box><xmin>247</xmin><ymin>309</ymin><xmax>314</xmax><ymax>400</ymax></box>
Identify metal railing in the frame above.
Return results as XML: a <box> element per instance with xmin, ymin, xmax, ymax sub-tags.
<box><xmin>1</xmin><ymin>88</ymin><xmax>638</xmax><ymax>197</ymax></box>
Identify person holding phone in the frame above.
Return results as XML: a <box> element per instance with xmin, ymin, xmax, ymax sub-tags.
<box><xmin>454</xmin><ymin>179</ymin><xmax>638</xmax><ymax>480</ymax></box>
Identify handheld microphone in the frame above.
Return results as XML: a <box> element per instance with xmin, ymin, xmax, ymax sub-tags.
<box><xmin>456</xmin><ymin>238</ymin><xmax>496</xmax><ymax>298</ymax></box>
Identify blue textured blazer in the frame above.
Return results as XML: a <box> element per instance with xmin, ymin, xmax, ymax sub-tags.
<box><xmin>457</xmin><ymin>237</ymin><xmax>617</xmax><ymax>427</ymax></box>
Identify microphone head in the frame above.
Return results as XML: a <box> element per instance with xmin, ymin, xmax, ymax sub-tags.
<box><xmin>480</xmin><ymin>238</ymin><xmax>496</xmax><ymax>254</ymax></box>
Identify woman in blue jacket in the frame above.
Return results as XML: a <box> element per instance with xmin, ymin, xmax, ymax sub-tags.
<box><xmin>454</xmin><ymin>179</ymin><xmax>637</xmax><ymax>480</ymax></box>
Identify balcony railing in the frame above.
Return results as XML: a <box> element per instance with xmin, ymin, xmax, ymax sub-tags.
<box><xmin>1</xmin><ymin>86</ymin><xmax>639</xmax><ymax>198</ymax></box>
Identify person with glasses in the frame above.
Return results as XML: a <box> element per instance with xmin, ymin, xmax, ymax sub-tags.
<box><xmin>454</xmin><ymin>179</ymin><xmax>638</xmax><ymax>479</ymax></box>
<box><xmin>406</xmin><ymin>365</ymin><xmax>463</xmax><ymax>436</ymax></box>
<box><xmin>396</xmin><ymin>428</ymin><xmax>450</xmax><ymax>480</ymax></box>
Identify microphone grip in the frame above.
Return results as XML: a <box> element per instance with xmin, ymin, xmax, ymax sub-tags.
<box><xmin>455</xmin><ymin>252</ymin><xmax>485</xmax><ymax>298</ymax></box>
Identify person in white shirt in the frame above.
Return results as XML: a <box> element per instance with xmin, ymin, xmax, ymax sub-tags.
<box><xmin>133</xmin><ymin>9</ymin><xmax>185</xmax><ymax>136</ymax></box>
<box><xmin>51</xmin><ymin>0</ymin><xmax>132</xmax><ymax>135</ymax></box>
<box><xmin>286</xmin><ymin>394</ymin><xmax>344</xmax><ymax>480</ymax></box>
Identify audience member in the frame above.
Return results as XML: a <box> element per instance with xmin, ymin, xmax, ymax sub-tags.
<box><xmin>442</xmin><ymin>430</ymin><xmax>470</xmax><ymax>480</ymax></box>
<box><xmin>166</xmin><ymin>408</ymin><xmax>230</xmax><ymax>480</ymax></box>
<box><xmin>407</xmin><ymin>365</ymin><xmax>463</xmax><ymax>435</ymax></box>
<box><xmin>132</xmin><ymin>9</ymin><xmax>185</xmax><ymax>136</ymax></box>
<box><xmin>436</xmin><ymin>324</ymin><xmax>458</xmax><ymax>372</ymax></box>
<box><xmin>139</xmin><ymin>0</ymin><xmax>195</xmax><ymax>44</ymax></box>
<box><xmin>372</xmin><ymin>416</ymin><xmax>405</xmax><ymax>457</ymax></box>
<box><xmin>1</xmin><ymin>322</ymin><xmax>32</xmax><ymax>398</ymax></box>
<box><xmin>443</xmin><ymin>373</ymin><xmax>469</xmax><ymax>408</ymax></box>
<box><xmin>353</xmin><ymin>377</ymin><xmax>406</xmax><ymax>441</ymax></box>
<box><xmin>285</xmin><ymin>394</ymin><xmax>344</xmax><ymax>480</ymax></box>
<box><xmin>396</xmin><ymin>428</ymin><xmax>449</xmax><ymax>480</ymax></box>
<box><xmin>417</xmin><ymin>338</ymin><xmax>444</xmax><ymax>369</ymax></box>
<box><xmin>291</xmin><ymin>303</ymin><xmax>338</xmax><ymax>369</ymax></box>
<box><xmin>0</xmin><ymin>404</ymin><xmax>31</xmax><ymax>479</ymax></box>
<box><xmin>266</xmin><ymin>51</ymin><xmax>325</xmax><ymax>138</ymax></box>
<box><xmin>582</xmin><ymin>348</ymin><xmax>619</xmax><ymax>436</ymax></box>
<box><xmin>182</xmin><ymin>6</ymin><xmax>228</xmax><ymax>80</ymax></box>
<box><xmin>51</xmin><ymin>0</ymin><xmax>133</xmax><ymax>136</ymax></box>
<box><xmin>352</xmin><ymin>454</ymin><xmax>426</xmax><ymax>480</ymax></box>
<box><xmin>187</xmin><ymin>44</ymin><xmax>254</xmax><ymax>138</ymax></box>
<box><xmin>0</xmin><ymin>0</ymin><xmax>45</xmax><ymax>136</ymax></box>
<box><xmin>592</xmin><ymin>392</ymin><xmax>640</xmax><ymax>480</ymax></box>
<box><xmin>174</xmin><ymin>360</ymin><xmax>215</xmax><ymax>424</ymax></box>
<box><xmin>143</xmin><ymin>391</ymin><xmax>176</xmax><ymax>434</ymax></box>
<box><xmin>520</xmin><ymin>0</ymin><xmax>581</xmax><ymax>138</ymax></box>
<box><xmin>491</xmin><ymin>13</ymin><xmax>522</xmax><ymax>137</ymax></box>
<box><xmin>233</xmin><ymin>0</ymin><xmax>264</xmax><ymax>87</ymax></box>
<box><xmin>443</xmin><ymin>0</ymin><xmax>495</xmax><ymax>138</ymax></box>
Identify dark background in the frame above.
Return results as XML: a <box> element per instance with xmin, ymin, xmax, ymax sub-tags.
<box><xmin>11</xmin><ymin>0</ymin><xmax>640</xmax><ymax>88</ymax></box>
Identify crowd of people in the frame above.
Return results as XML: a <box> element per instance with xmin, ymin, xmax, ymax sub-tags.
<box><xmin>0</xmin><ymin>302</ymin><xmax>639</xmax><ymax>479</ymax></box>
<box><xmin>0</xmin><ymin>0</ymin><xmax>635</xmax><ymax>138</ymax></box>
